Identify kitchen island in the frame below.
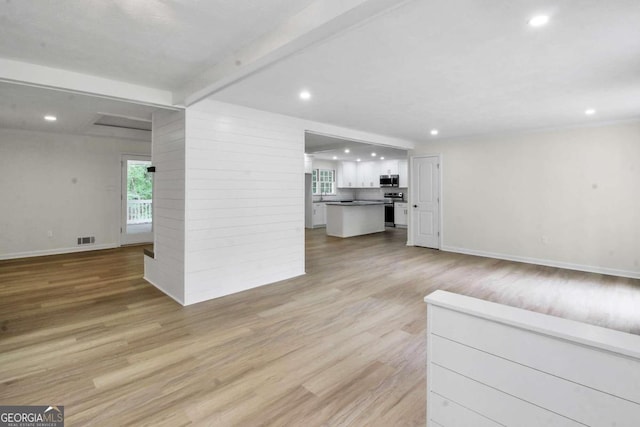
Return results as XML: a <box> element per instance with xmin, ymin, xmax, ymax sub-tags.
<box><xmin>325</xmin><ymin>201</ymin><xmax>385</xmax><ymax>238</ymax></box>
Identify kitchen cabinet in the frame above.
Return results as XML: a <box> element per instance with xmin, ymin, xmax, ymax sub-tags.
<box><xmin>304</xmin><ymin>154</ymin><xmax>313</xmax><ymax>174</ymax></box>
<box><xmin>379</xmin><ymin>159</ymin><xmax>408</xmax><ymax>187</ymax></box>
<box><xmin>337</xmin><ymin>159</ymin><xmax>405</xmax><ymax>188</ymax></box>
<box><xmin>312</xmin><ymin>202</ymin><xmax>326</xmax><ymax>227</ymax></box>
<box><xmin>398</xmin><ymin>159</ymin><xmax>408</xmax><ymax>187</ymax></box>
<box><xmin>337</xmin><ymin>161</ymin><xmax>357</xmax><ymax>188</ymax></box>
<box><xmin>380</xmin><ymin>159</ymin><xmax>399</xmax><ymax>176</ymax></box>
<box><xmin>326</xmin><ymin>202</ymin><xmax>385</xmax><ymax>237</ymax></box>
<box><xmin>394</xmin><ymin>202</ymin><xmax>408</xmax><ymax>227</ymax></box>
<box><xmin>356</xmin><ymin>161</ymin><xmax>379</xmax><ymax>188</ymax></box>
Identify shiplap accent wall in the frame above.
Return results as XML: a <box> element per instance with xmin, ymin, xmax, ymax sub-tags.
<box><xmin>183</xmin><ymin>100</ymin><xmax>305</xmax><ymax>305</ymax></box>
<box><xmin>144</xmin><ymin>109</ymin><xmax>186</xmax><ymax>304</ymax></box>
<box><xmin>425</xmin><ymin>291</ymin><xmax>640</xmax><ymax>427</ymax></box>
<box><xmin>144</xmin><ymin>100</ymin><xmax>415</xmax><ymax>305</ymax></box>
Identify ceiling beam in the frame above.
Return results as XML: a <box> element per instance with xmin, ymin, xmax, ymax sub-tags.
<box><xmin>175</xmin><ymin>0</ymin><xmax>410</xmax><ymax>107</ymax></box>
<box><xmin>0</xmin><ymin>58</ymin><xmax>176</xmax><ymax>108</ymax></box>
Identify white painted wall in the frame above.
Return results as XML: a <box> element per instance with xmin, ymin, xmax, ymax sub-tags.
<box><xmin>0</xmin><ymin>128</ymin><xmax>150</xmax><ymax>259</ymax></box>
<box><xmin>144</xmin><ymin>110</ymin><xmax>186</xmax><ymax>304</ymax></box>
<box><xmin>310</xmin><ymin>158</ymin><xmax>337</xmax><ymax>171</ymax></box>
<box><xmin>413</xmin><ymin>121</ymin><xmax>640</xmax><ymax>278</ymax></box>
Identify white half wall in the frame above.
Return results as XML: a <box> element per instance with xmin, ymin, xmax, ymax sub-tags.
<box><xmin>0</xmin><ymin>128</ymin><xmax>150</xmax><ymax>259</ymax></box>
<box><xmin>425</xmin><ymin>290</ymin><xmax>640</xmax><ymax>426</ymax></box>
<box><xmin>412</xmin><ymin>120</ymin><xmax>640</xmax><ymax>278</ymax></box>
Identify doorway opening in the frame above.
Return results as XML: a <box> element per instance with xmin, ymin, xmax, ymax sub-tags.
<box><xmin>303</xmin><ymin>131</ymin><xmax>411</xmax><ymax>272</ymax></box>
<box><xmin>121</xmin><ymin>155</ymin><xmax>153</xmax><ymax>245</ymax></box>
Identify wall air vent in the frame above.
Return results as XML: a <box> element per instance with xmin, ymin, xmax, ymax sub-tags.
<box><xmin>93</xmin><ymin>114</ymin><xmax>152</xmax><ymax>131</ymax></box>
<box><xmin>77</xmin><ymin>236</ymin><xmax>96</xmax><ymax>245</ymax></box>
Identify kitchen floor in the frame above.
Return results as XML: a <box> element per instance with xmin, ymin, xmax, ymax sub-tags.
<box><xmin>1</xmin><ymin>228</ymin><xmax>639</xmax><ymax>425</ymax></box>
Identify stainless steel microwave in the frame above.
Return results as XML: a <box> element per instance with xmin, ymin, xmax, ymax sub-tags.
<box><xmin>380</xmin><ymin>174</ymin><xmax>399</xmax><ymax>187</ymax></box>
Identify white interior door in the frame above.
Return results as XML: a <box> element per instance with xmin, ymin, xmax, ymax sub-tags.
<box><xmin>121</xmin><ymin>155</ymin><xmax>153</xmax><ymax>245</ymax></box>
<box><xmin>411</xmin><ymin>156</ymin><xmax>440</xmax><ymax>248</ymax></box>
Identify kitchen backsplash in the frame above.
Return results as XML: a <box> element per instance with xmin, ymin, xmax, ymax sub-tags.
<box><xmin>354</xmin><ymin>187</ymin><xmax>408</xmax><ymax>201</ymax></box>
<box><xmin>312</xmin><ymin>188</ymin><xmax>355</xmax><ymax>202</ymax></box>
<box><xmin>312</xmin><ymin>187</ymin><xmax>408</xmax><ymax>202</ymax></box>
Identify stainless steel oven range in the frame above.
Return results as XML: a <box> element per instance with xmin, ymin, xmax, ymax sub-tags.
<box><xmin>384</xmin><ymin>192</ymin><xmax>404</xmax><ymax>226</ymax></box>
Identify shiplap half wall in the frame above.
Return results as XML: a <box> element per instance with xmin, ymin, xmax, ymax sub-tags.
<box><xmin>144</xmin><ymin>109</ymin><xmax>186</xmax><ymax>304</ymax></box>
<box><xmin>183</xmin><ymin>100</ymin><xmax>305</xmax><ymax>305</ymax></box>
<box><xmin>425</xmin><ymin>291</ymin><xmax>640</xmax><ymax>427</ymax></box>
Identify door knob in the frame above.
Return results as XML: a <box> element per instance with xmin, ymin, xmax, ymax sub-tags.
<box><xmin>413</xmin><ymin>205</ymin><xmax>418</xmax><ymax>208</ymax></box>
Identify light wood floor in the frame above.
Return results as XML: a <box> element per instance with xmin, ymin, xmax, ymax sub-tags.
<box><xmin>1</xmin><ymin>228</ymin><xmax>639</xmax><ymax>426</ymax></box>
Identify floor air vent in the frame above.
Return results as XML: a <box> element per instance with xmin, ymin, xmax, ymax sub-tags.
<box><xmin>77</xmin><ymin>236</ymin><xmax>96</xmax><ymax>245</ymax></box>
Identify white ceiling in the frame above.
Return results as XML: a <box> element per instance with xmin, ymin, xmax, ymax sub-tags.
<box><xmin>212</xmin><ymin>0</ymin><xmax>640</xmax><ymax>140</ymax></box>
<box><xmin>305</xmin><ymin>132</ymin><xmax>407</xmax><ymax>161</ymax></box>
<box><xmin>0</xmin><ymin>82</ymin><xmax>159</xmax><ymax>141</ymax></box>
<box><xmin>1</xmin><ymin>0</ymin><xmax>639</xmax><ymax>142</ymax></box>
<box><xmin>0</xmin><ymin>0</ymin><xmax>316</xmax><ymax>89</ymax></box>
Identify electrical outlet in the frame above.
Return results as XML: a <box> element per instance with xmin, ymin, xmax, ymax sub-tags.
<box><xmin>47</xmin><ymin>230</ymin><xmax>53</xmax><ymax>238</ymax></box>
<box><xmin>541</xmin><ymin>235</ymin><xmax>549</xmax><ymax>245</ymax></box>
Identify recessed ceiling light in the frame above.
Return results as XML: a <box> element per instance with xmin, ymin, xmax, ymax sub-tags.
<box><xmin>371</xmin><ymin>152</ymin><xmax>377</xmax><ymax>157</ymax></box>
<box><xmin>332</xmin><ymin>156</ymin><xmax>337</xmax><ymax>160</ymax></box>
<box><xmin>430</xmin><ymin>129</ymin><xmax>439</xmax><ymax>136</ymax></box>
<box><xmin>528</xmin><ymin>15</ymin><xmax>549</xmax><ymax>27</ymax></box>
<box><xmin>299</xmin><ymin>90</ymin><xmax>311</xmax><ymax>100</ymax></box>
<box><xmin>585</xmin><ymin>108</ymin><xmax>596</xmax><ymax>116</ymax></box>
<box><xmin>380</xmin><ymin>157</ymin><xmax>385</xmax><ymax>160</ymax></box>
<box><xmin>344</xmin><ymin>148</ymin><xmax>350</xmax><ymax>153</ymax></box>
<box><xmin>356</xmin><ymin>158</ymin><xmax>361</xmax><ymax>162</ymax></box>
<box><xmin>44</xmin><ymin>115</ymin><xmax>57</xmax><ymax>122</ymax></box>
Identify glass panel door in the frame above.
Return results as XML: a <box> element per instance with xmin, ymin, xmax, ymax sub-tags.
<box><xmin>121</xmin><ymin>155</ymin><xmax>153</xmax><ymax>245</ymax></box>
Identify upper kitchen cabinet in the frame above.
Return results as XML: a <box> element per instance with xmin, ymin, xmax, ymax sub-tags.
<box><xmin>305</xmin><ymin>132</ymin><xmax>409</xmax><ymax>189</ymax></box>
<box><xmin>379</xmin><ymin>160</ymin><xmax>399</xmax><ymax>176</ymax></box>
<box><xmin>380</xmin><ymin>159</ymin><xmax>409</xmax><ymax>187</ymax></box>
<box><xmin>398</xmin><ymin>159</ymin><xmax>408</xmax><ymax>187</ymax></box>
<box><xmin>356</xmin><ymin>161</ymin><xmax>378</xmax><ymax>188</ymax></box>
<box><xmin>337</xmin><ymin>161</ymin><xmax>357</xmax><ymax>188</ymax></box>
<box><xmin>337</xmin><ymin>159</ymin><xmax>407</xmax><ymax>188</ymax></box>
<box><xmin>304</xmin><ymin>154</ymin><xmax>313</xmax><ymax>174</ymax></box>
<box><xmin>379</xmin><ymin>159</ymin><xmax>408</xmax><ymax>187</ymax></box>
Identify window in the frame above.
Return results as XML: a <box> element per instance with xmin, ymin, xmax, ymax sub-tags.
<box><xmin>312</xmin><ymin>168</ymin><xmax>336</xmax><ymax>195</ymax></box>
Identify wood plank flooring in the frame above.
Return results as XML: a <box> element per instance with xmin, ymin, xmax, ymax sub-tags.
<box><xmin>1</xmin><ymin>228</ymin><xmax>639</xmax><ymax>426</ymax></box>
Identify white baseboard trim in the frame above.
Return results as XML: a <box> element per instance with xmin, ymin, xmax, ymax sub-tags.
<box><xmin>0</xmin><ymin>244</ymin><xmax>119</xmax><ymax>261</ymax></box>
<box><xmin>441</xmin><ymin>245</ymin><xmax>640</xmax><ymax>280</ymax></box>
